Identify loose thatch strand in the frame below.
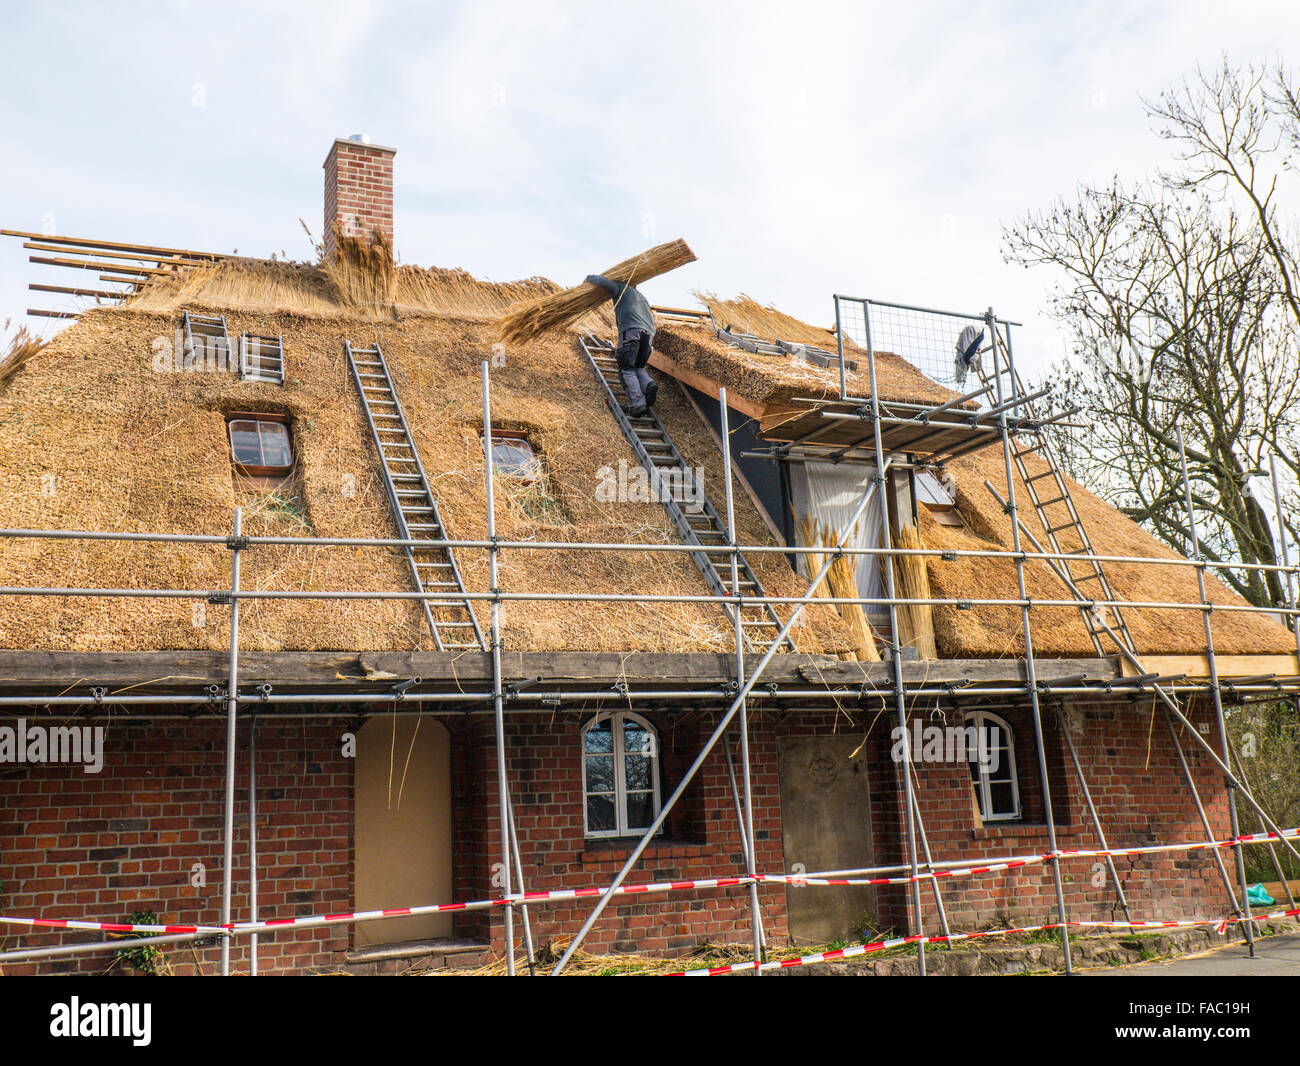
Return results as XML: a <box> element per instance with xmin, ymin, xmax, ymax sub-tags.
<box><xmin>0</xmin><ymin>322</ymin><xmax>47</xmax><ymax>386</ymax></box>
<box><xmin>496</xmin><ymin>239</ymin><xmax>696</xmax><ymax>346</ymax></box>
<box><xmin>893</xmin><ymin>524</ymin><xmax>938</xmax><ymax>659</ymax></box>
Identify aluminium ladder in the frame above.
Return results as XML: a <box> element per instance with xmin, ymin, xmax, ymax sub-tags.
<box><xmin>239</xmin><ymin>332</ymin><xmax>285</xmax><ymax>384</ymax></box>
<box><xmin>345</xmin><ymin>341</ymin><xmax>486</xmax><ymax>652</ymax></box>
<box><xmin>975</xmin><ymin>347</ymin><xmax>1134</xmax><ymax>657</ymax></box>
<box><xmin>578</xmin><ymin>333</ymin><xmax>795</xmax><ymax>654</ymax></box>
<box><xmin>182</xmin><ymin>310</ymin><xmax>233</xmax><ymax>370</ymax></box>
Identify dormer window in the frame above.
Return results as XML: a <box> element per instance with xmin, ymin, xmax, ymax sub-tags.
<box><xmin>481</xmin><ymin>429</ymin><xmax>566</xmax><ymax>524</ymax></box>
<box><xmin>228</xmin><ymin>413</ymin><xmax>294</xmax><ymax>479</ymax></box>
<box><xmin>915</xmin><ymin>468</ymin><xmax>962</xmax><ymax>528</ymax></box>
<box><xmin>484</xmin><ymin>431</ymin><xmax>543</xmax><ymax>480</ymax></box>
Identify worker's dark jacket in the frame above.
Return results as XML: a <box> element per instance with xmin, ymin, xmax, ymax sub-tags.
<box><xmin>585</xmin><ymin>274</ymin><xmax>655</xmax><ymax>338</ymax></box>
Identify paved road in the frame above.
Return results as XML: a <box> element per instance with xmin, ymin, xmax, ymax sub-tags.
<box><xmin>1088</xmin><ymin>934</ymin><xmax>1300</xmax><ymax>976</ymax></box>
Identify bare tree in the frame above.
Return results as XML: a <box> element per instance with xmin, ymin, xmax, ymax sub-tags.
<box><xmin>1006</xmin><ymin>58</ymin><xmax>1300</xmax><ymax>609</ymax></box>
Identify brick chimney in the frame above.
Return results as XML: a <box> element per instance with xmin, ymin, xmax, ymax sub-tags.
<box><xmin>322</xmin><ymin>135</ymin><xmax>396</xmax><ymax>260</ymax></box>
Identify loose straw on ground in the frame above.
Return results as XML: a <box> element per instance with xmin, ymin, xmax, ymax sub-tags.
<box><xmin>497</xmin><ymin>239</ymin><xmax>696</xmax><ymax>346</ymax></box>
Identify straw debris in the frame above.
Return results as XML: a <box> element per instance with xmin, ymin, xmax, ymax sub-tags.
<box><xmin>0</xmin><ymin>322</ymin><xmax>47</xmax><ymax>387</ymax></box>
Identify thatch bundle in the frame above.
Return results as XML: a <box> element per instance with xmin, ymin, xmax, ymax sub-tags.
<box><xmin>496</xmin><ymin>239</ymin><xmax>696</xmax><ymax>346</ymax></box>
<box><xmin>694</xmin><ymin>292</ymin><xmax>848</xmax><ymax>349</ymax></box>
<box><xmin>322</xmin><ymin>224</ymin><xmax>395</xmax><ymax>309</ymax></box>
<box><xmin>796</xmin><ymin>514</ymin><xmax>880</xmax><ymax>662</ymax></box>
<box><xmin>892</xmin><ymin>524</ymin><xmax>937</xmax><ymax>659</ymax></box>
<box><xmin>0</xmin><ymin>323</ymin><xmax>47</xmax><ymax>386</ymax></box>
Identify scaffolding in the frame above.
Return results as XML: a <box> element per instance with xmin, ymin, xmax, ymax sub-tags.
<box><xmin>1</xmin><ymin>296</ymin><xmax>1299</xmax><ymax>976</ymax></box>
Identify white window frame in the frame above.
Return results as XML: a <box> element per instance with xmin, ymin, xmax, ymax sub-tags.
<box><xmin>581</xmin><ymin>711</ymin><xmax>662</xmax><ymax>839</ymax></box>
<box><xmin>965</xmin><ymin>710</ymin><xmax>1021</xmax><ymax>822</ymax></box>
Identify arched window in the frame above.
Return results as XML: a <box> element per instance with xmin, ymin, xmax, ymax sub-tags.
<box><xmin>964</xmin><ymin>711</ymin><xmax>1020</xmax><ymax>822</ymax></box>
<box><xmin>582</xmin><ymin>712</ymin><xmax>661</xmax><ymax>838</ymax></box>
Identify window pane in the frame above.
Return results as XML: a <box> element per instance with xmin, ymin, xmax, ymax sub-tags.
<box><xmin>625</xmin><ymin>792</ymin><xmax>653</xmax><ymax>830</ymax></box>
<box><xmin>988</xmin><ymin>782</ymin><xmax>1016</xmax><ymax>816</ymax></box>
<box><xmin>229</xmin><ymin>422</ymin><xmax>262</xmax><ymax>466</ymax></box>
<box><xmin>586</xmin><ymin>795</ymin><xmax>615</xmax><ymax>832</ymax></box>
<box><xmin>258</xmin><ymin>423</ymin><xmax>292</xmax><ymax>468</ymax></box>
<box><xmin>624</xmin><ymin>753</ymin><xmax>651</xmax><ymax>791</ymax></box>
<box><xmin>584</xmin><ymin>720</ymin><xmax>612</xmax><ymax>754</ymax></box>
<box><xmin>584</xmin><ymin>754</ymin><xmax>614</xmax><ymax>794</ymax></box>
<box><xmin>489</xmin><ymin>436</ymin><xmax>539</xmax><ymax>478</ymax></box>
<box><xmin>622</xmin><ymin>720</ymin><xmax>651</xmax><ymax>753</ymax></box>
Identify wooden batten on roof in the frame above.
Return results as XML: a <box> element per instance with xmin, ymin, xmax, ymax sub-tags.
<box><xmin>3</xmin><ymin>228</ymin><xmax>228</xmax><ymax>319</ymax></box>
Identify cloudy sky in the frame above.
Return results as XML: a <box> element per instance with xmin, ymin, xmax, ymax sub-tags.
<box><xmin>1</xmin><ymin>0</ymin><xmax>1295</xmax><ymax>377</ymax></box>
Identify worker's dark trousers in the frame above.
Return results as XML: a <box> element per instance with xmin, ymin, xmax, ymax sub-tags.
<box><xmin>616</xmin><ymin>328</ymin><xmax>655</xmax><ymax>409</ymax></box>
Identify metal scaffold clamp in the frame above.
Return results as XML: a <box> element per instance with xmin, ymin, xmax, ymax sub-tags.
<box><xmin>390</xmin><ymin>677</ymin><xmax>421</xmax><ymax>701</ymax></box>
<box><xmin>504</xmin><ymin>675</ymin><xmax>543</xmax><ymax>702</ymax></box>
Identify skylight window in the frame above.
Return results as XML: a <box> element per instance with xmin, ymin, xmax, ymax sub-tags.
<box><xmin>481</xmin><ymin>430</ymin><xmax>566</xmax><ymax>524</ymax></box>
<box><xmin>485</xmin><ymin>431</ymin><xmax>543</xmax><ymax>480</ymax></box>
<box><xmin>228</xmin><ymin>415</ymin><xmax>294</xmax><ymax>478</ymax></box>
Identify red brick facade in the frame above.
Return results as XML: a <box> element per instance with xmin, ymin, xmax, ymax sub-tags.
<box><xmin>0</xmin><ymin>699</ymin><xmax>1233</xmax><ymax>974</ymax></box>
<box><xmin>322</xmin><ymin>138</ymin><xmax>395</xmax><ymax>260</ymax></box>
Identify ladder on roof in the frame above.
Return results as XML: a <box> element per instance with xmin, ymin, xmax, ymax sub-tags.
<box><xmin>974</xmin><ymin>351</ymin><xmax>1135</xmax><ymax>657</ymax></box>
<box><xmin>578</xmin><ymin>333</ymin><xmax>796</xmax><ymax>655</ymax></box>
<box><xmin>345</xmin><ymin>341</ymin><xmax>487</xmax><ymax>652</ymax></box>
<box><xmin>239</xmin><ymin>332</ymin><xmax>284</xmax><ymax>384</ymax></box>
<box><xmin>182</xmin><ymin>311</ymin><xmax>232</xmax><ymax>370</ymax></box>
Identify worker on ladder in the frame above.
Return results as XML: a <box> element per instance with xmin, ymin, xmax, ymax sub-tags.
<box><xmin>586</xmin><ymin>272</ymin><xmax>658</xmax><ymax>417</ymax></box>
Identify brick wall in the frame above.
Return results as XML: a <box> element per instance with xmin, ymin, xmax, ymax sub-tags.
<box><xmin>455</xmin><ymin>710</ymin><xmax>790</xmax><ymax>957</ymax></box>
<box><xmin>0</xmin><ymin>698</ymin><xmax>1239</xmax><ymax>974</ymax></box>
<box><xmin>865</xmin><ymin>698</ymin><xmax>1234</xmax><ymax>936</ymax></box>
<box><xmin>322</xmin><ymin>138</ymin><xmax>395</xmax><ymax>260</ymax></box>
<box><xmin>0</xmin><ymin>719</ymin><xmax>350</xmax><ymax>975</ymax></box>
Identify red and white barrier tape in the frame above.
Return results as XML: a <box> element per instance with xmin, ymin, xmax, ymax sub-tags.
<box><xmin>1</xmin><ymin>827</ymin><xmax>1295</xmax><ymax>940</ymax></box>
<box><xmin>667</xmin><ymin>906</ymin><xmax>1300</xmax><ymax>976</ymax></box>
<box><xmin>0</xmin><ymin>915</ymin><xmax>223</xmax><ymax>935</ymax></box>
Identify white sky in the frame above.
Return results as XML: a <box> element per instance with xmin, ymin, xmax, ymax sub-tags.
<box><xmin>2</xmin><ymin>0</ymin><xmax>1296</xmax><ymax>379</ymax></box>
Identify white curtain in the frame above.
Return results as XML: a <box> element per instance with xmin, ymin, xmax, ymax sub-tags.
<box><xmin>788</xmin><ymin>459</ymin><xmax>887</xmax><ymax>612</ymax></box>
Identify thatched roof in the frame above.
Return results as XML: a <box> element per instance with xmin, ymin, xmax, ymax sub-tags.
<box><xmin>653</xmin><ymin>321</ymin><xmax>957</xmax><ymax>411</ymax></box>
<box><xmin>2</xmin><ymin>254</ymin><xmax>1290</xmax><ymax>660</ymax></box>
<box><xmin>919</xmin><ymin>445</ymin><xmax>1295</xmax><ymax>657</ymax></box>
<box><xmin>0</xmin><ymin>293</ymin><xmax>856</xmax><ymax>655</ymax></box>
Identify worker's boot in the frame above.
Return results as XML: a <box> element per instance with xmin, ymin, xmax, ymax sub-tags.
<box><xmin>644</xmin><ymin>379</ymin><xmax>659</xmax><ymax>409</ymax></box>
<box><xmin>623</xmin><ymin>404</ymin><xmax>648</xmax><ymax>419</ymax></box>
